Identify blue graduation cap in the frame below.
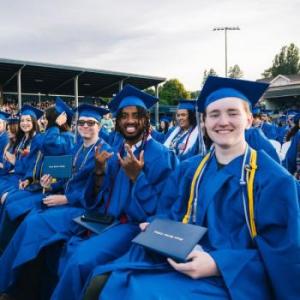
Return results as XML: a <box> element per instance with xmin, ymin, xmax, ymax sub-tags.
<box><xmin>20</xmin><ymin>105</ymin><xmax>43</xmax><ymax>119</ymax></box>
<box><xmin>7</xmin><ymin>116</ymin><xmax>19</xmax><ymax>124</ymax></box>
<box><xmin>293</xmin><ymin>113</ymin><xmax>300</xmax><ymax>123</ymax></box>
<box><xmin>108</xmin><ymin>84</ymin><xmax>158</xmax><ymax>113</ymax></box>
<box><xmin>55</xmin><ymin>97</ymin><xmax>74</xmax><ymax>121</ymax></box>
<box><xmin>197</xmin><ymin>76</ymin><xmax>270</xmax><ymax>112</ymax></box>
<box><xmin>252</xmin><ymin>107</ymin><xmax>261</xmax><ymax>115</ymax></box>
<box><xmin>177</xmin><ymin>99</ymin><xmax>196</xmax><ymax>111</ymax></box>
<box><xmin>160</xmin><ymin>116</ymin><xmax>171</xmax><ymax>123</ymax></box>
<box><xmin>7</xmin><ymin>116</ymin><xmax>20</xmax><ymax>124</ymax></box>
<box><xmin>0</xmin><ymin>111</ymin><xmax>11</xmax><ymax>121</ymax></box>
<box><xmin>75</xmin><ymin>104</ymin><xmax>109</xmax><ymax>121</ymax></box>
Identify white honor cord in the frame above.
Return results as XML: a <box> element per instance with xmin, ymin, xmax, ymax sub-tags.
<box><xmin>240</xmin><ymin>144</ymin><xmax>252</xmax><ymax>238</ymax></box>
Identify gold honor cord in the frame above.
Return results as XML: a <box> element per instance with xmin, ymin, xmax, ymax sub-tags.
<box><xmin>182</xmin><ymin>152</ymin><xmax>211</xmax><ymax>224</ymax></box>
<box><xmin>247</xmin><ymin>149</ymin><xmax>258</xmax><ymax>238</ymax></box>
<box><xmin>182</xmin><ymin>149</ymin><xmax>258</xmax><ymax>239</ymax></box>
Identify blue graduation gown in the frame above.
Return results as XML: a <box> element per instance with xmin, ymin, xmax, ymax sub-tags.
<box><xmin>106</xmin><ymin>130</ymin><xmax>124</xmax><ymax>149</ymax></box>
<box><xmin>245</xmin><ymin>128</ymin><xmax>280</xmax><ymax>163</ymax></box>
<box><xmin>276</xmin><ymin>125</ymin><xmax>289</xmax><ymax>144</ymax></box>
<box><xmin>0</xmin><ymin>129</ymin><xmax>74</xmax><ymax>223</ymax></box>
<box><xmin>260</xmin><ymin>122</ymin><xmax>278</xmax><ymax>140</ymax></box>
<box><xmin>0</xmin><ymin>133</ymin><xmax>41</xmax><ymax>195</ymax></box>
<box><xmin>0</xmin><ymin>139</ymin><xmax>111</xmax><ymax>293</ymax></box>
<box><xmin>50</xmin><ymin>138</ymin><xmax>178</xmax><ymax>300</ymax></box>
<box><xmin>98</xmin><ymin>127</ymin><xmax>109</xmax><ymax>142</ymax></box>
<box><xmin>0</xmin><ymin>131</ymin><xmax>8</xmax><ymax>164</ymax></box>
<box><xmin>90</xmin><ymin>150</ymin><xmax>300</xmax><ymax>300</ymax></box>
<box><xmin>0</xmin><ymin>144</ymin><xmax>15</xmax><ymax>176</ymax></box>
<box><xmin>150</xmin><ymin>129</ymin><xmax>166</xmax><ymax>143</ymax></box>
<box><xmin>0</xmin><ymin>137</ymin><xmax>108</xmax><ymax>226</ymax></box>
<box><xmin>283</xmin><ymin>131</ymin><xmax>300</xmax><ymax>175</ymax></box>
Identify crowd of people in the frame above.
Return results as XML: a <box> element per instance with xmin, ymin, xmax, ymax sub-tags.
<box><xmin>0</xmin><ymin>76</ymin><xmax>298</xmax><ymax>300</ymax></box>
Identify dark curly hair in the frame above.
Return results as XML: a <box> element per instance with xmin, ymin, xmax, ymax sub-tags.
<box><xmin>115</xmin><ymin>106</ymin><xmax>151</xmax><ymax>136</ymax></box>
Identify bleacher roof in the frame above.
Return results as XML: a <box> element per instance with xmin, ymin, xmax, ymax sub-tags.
<box><xmin>257</xmin><ymin>74</ymin><xmax>300</xmax><ymax>99</ymax></box>
<box><xmin>0</xmin><ymin>58</ymin><xmax>165</xmax><ymax>97</ymax></box>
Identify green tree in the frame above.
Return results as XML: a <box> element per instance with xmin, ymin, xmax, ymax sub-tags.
<box><xmin>159</xmin><ymin>79</ymin><xmax>190</xmax><ymax>105</ymax></box>
<box><xmin>228</xmin><ymin>64</ymin><xmax>243</xmax><ymax>78</ymax></box>
<box><xmin>262</xmin><ymin>43</ymin><xmax>300</xmax><ymax>78</ymax></box>
<box><xmin>202</xmin><ymin>68</ymin><xmax>218</xmax><ymax>86</ymax></box>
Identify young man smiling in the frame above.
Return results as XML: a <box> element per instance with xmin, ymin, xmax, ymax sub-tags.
<box><xmin>87</xmin><ymin>77</ymin><xmax>299</xmax><ymax>300</ymax></box>
<box><xmin>51</xmin><ymin>84</ymin><xmax>178</xmax><ymax>300</ymax></box>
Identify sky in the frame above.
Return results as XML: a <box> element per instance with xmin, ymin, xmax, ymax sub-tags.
<box><xmin>1</xmin><ymin>0</ymin><xmax>299</xmax><ymax>91</ymax></box>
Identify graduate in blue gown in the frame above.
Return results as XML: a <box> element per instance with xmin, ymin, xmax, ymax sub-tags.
<box><xmin>151</xmin><ymin>117</ymin><xmax>170</xmax><ymax>143</ymax></box>
<box><xmin>252</xmin><ymin>109</ymin><xmax>278</xmax><ymax>140</ymax></box>
<box><xmin>0</xmin><ymin>105</ymin><xmax>43</xmax><ymax>196</ymax></box>
<box><xmin>90</xmin><ymin>76</ymin><xmax>299</xmax><ymax>300</ymax></box>
<box><xmin>0</xmin><ymin>104</ymin><xmax>112</xmax><ymax>299</ymax></box>
<box><xmin>25</xmin><ymin>97</ymin><xmax>75</xmax><ymax>177</ymax></box>
<box><xmin>0</xmin><ymin>100</ymin><xmax>75</xmax><ymax>253</ymax></box>
<box><xmin>50</xmin><ymin>84</ymin><xmax>178</xmax><ymax>300</ymax></box>
<box><xmin>162</xmin><ymin>99</ymin><xmax>199</xmax><ymax>161</ymax></box>
<box><xmin>0</xmin><ymin>112</ymin><xmax>9</xmax><ymax>168</ymax></box>
<box><xmin>1</xmin><ymin>98</ymin><xmax>75</xmax><ymax>203</ymax></box>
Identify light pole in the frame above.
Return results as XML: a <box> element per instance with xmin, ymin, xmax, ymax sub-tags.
<box><xmin>213</xmin><ymin>26</ymin><xmax>240</xmax><ymax>77</ymax></box>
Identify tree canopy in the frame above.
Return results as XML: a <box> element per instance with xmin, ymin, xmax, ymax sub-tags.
<box><xmin>159</xmin><ymin>79</ymin><xmax>190</xmax><ymax>105</ymax></box>
<box><xmin>202</xmin><ymin>68</ymin><xmax>218</xmax><ymax>86</ymax></box>
<box><xmin>228</xmin><ymin>64</ymin><xmax>243</xmax><ymax>78</ymax></box>
<box><xmin>262</xmin><ymin>43</ymin><xmax>300</xmax><ymax>78</ymax></box>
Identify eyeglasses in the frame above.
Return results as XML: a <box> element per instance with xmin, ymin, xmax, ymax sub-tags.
<box><xmin>77</xmin><ymin>120</ymin><xmax>98</xmax><ymax>127</ymax></box>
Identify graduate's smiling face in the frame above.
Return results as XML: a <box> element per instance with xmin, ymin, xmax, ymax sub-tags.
<box><xmin>20</xmin><ymin>115</ymin><xmax>34</xmax><ymax>134</ymax></box>
<box><xmin>204</xmin><ymin>97</ymin><xmax>252</xmax><ymax>149</ymax></box>
<box><xmin>176</xmin><ymin>109</ymin><xmax>190</xmax><ymax>130</ymax></box>
<box><xmin>77</xmin><ymin>117</ymin><xmax>100</xmax><ymax>140</ymax></box>
<box><xmin>117</xmin><ymin>106</ymin><xmax>146</xmax><ymax>144</ymax></box>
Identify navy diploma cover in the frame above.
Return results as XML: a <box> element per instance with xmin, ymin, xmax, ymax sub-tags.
<box><xmin>132</xmin><ymin>218</ymin><xmax>207</xmax><ymax>262</ymax></box>
<box><xmin>73</xmin><ymin>215</ymin><xmax>118</xmax><ymax>235</ymax></box>
<box><xmin>42</xmin><ymin>155</ymin><xmax>73</xmax><ymax>178</ymax></box>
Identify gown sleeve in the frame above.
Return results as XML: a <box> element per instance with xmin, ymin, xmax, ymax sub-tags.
<box><xmin>210</xmin><ymin>162</ymin><xmax>300</xmax><ymax>300</ymax></box>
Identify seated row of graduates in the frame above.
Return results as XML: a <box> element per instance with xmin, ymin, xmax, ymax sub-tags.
<box><xmin>0</xmin><ymin>77</ymin><xmax>299</xmax><ymax>300</ymax></box>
